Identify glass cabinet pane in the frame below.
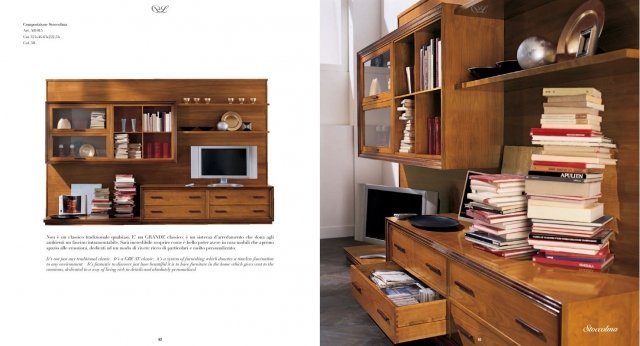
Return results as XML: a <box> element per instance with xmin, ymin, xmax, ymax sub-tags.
<box><xmin>363</xmin><ymin>107</ymin><xmax>391</xmax><ymax>148</ymax></box>
<box><xmin>52</xmin><ymin>136</ymin><xmax>108</xmax><ymax>158</ymax></box>
<box><xmin>364</xmin><ymin>50</ymin><xmax>391</xmax><ymax>97</ymax></box>
<box><xmin>52</xmin><ymin>107</ymin><xmax>107</xmax><ymax>130</ymax></box>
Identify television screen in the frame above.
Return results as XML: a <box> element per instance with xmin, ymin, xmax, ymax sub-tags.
<box><xmin>356</xmin><ymin>184</ymin><xmax>438</xmax><ymax>245</ymax></box>
<box><xmin>201</xmin><ymin>148</ymin><xmax>247</xmax><ymax>176</ymax></box>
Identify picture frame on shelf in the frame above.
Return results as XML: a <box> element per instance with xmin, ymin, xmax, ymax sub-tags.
<box><xmin>576</xmin><ymin>25</ymin><xmax>598</xmax><ymax>57</ymax></box>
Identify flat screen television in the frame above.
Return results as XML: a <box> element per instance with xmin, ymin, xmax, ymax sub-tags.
<box><xmin>190</xmin><ymin>146</ymin><xmax>257</xmax><ymax>187</ymax></box>
<box><xmin>355</xmin><ymin>184</ymin><xmax>438</xmax><ymax>245</ymax></box>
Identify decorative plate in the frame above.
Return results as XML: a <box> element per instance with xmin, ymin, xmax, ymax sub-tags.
<box><xmin>556</xmin><ymin>0</ymin><xmax>604</xmax><ymax>56</ymax></box>
<box><xmin>221</xmin><ymin>111</ymin><xmax>243</xmax><ymax>131</ymax></box>
<box><xmin>79</xmin><ymin>144</ymin><xmax>96</xmax><ymax>157</ymax></box>
<box><xmin>409</xmin><ymin>215</ymin><xmax>461</xmax><ymax>231</ymax></box>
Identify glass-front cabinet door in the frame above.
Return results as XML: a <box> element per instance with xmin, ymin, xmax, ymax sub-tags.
<box><xmin>362</xmin><ymin>48</ymin><xmax>391</xmax><ymax>104</ymax></box>
<box><xmin>360</xmin><ymin>103</ymin><xmax>393</xmax><ymax>154</ymax></box>
<box><xmin>47</xmin><ymin>104</ymin><xmax>111</xmax><ymax>162</ymax></box>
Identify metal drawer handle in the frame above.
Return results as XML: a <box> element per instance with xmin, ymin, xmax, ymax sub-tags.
<box><xmin>515</xmin><ymin>318</ymin><xmax>546</xmax><ymax>341</ymax></box>
<box><xmin>376</xmin><ymin>309</ymin><xmax>390</xmax><ymax>324</ymax></box>
<box><xmin>454</xmin><ymin>281</ymin><xmax>475</xmax><ymax>297</ymax></box>
<box><xmin>252</xmin><ymin>195</ymin><xmax>265</xmax><ymax>199</ymax></box>
<box><xmin>150</xmin><ymin>210</ymin><xmax>163</xmax><ymax>214</ymax></box>
<box><xmin>253</xmin><ymin>209</ymin><xmax>265</xmax><ymax>213</ymax></box>
<box><xmin>188</xmin><ymin>196</ymin><xmax>202</xmax><ymax>199</ymax></box>
<box><xmin>150</xmin><ymin>196</ymin><xmax>163</xmax><ymax>199</ymax></box>
<box><xmin>425</xmin><ymin>263</ymin><xmax>442</xmax><ymax>276</ymax></box>
<box><xmin>214</xmin><ymin>196</ymin><xmax>229</xmax><ymax>199</ymax></box>
<box><xmin>351</xmin><ymin>283</ymin><xmax>362</xmax><ymax>294</ymax></box>
<box><xmin>393</xmin><ymin>244</ymin><xmax>406</xmax><ymax>253</ymax></box>
<box><xmin>188</xmin><ymin>210</ymin><xmax>201</xmax><ymax>214</ymax></box>
<box><xmin>214</xmin><ymin>210</ymin><xmax>228</xmax><ymax>213</ymax></box>
<box><xmin>456</xmin><ymin>325</ymin><xmax>475</xmax><ymax>343</ymax></box>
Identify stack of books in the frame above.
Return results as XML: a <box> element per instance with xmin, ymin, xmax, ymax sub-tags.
<box><xmin>370</xmin><ymin>270</ymin><xmax>416</xmax><ymax>288</ymax></box>
<box><xmin>526</xmin><ymin>87</ymin><xmax>616</xmax><ymax>270</ymax></box>
<box><xmin>128</xmin><ymin>143</ymin><xmax>142</xmax><ymax>159</ymax></box>
<box><xmin>464</xmin><ymin>174</ymin><xmax>535</xmax><ymax>258</ymax></box>
<box><xmin>398</xmin><ymin>99</ymin><xmax>415</xmax><ymax>153</ymax></box>
<box><xmin>114</xmin><ymin>134</ymin><xmax>129</xmax><ymax>159</ymax></box>
<box><xmin>113</xmin><ymin>174</ymin><xmax>136</xmax><ymax>218</ymax></box>
<box><xmin>90</xmin><ymin>187</ymin><xmax>111</xmax><ymax>218</ymax></box>
<box><xmin>90</xmin><ymin>111</ymin><xmax>105</xmax><ymax>129</ymax></box>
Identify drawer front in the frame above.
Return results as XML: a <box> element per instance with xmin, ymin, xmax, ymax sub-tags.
<box><xmin>449</xmin><ymin>261</ymin><xmax>558</xmax><ymax>345</ymax></box>
<box><xmin>410</xmin><ymin>241</ymin><xmax>447</xmax><ymax>294</ymax></box>
<box><xmin>144</xmin><ymin>205</ymin><xmax>206</xmax><ymax>219</ymax></box>
<box><xmin>451</xmin><ymin>304</ymin><xmax>512</xmax><ymax>346</ymax></box>
<box><xmin>350</xmin><ymin>262</ymin><xmax>447</xmax><ymax>344</ymax></box>
<box><xmin>208</xmin><ymin>189</ymin><xmax>271</xmax><ymax>205</ymax></box>
<box><xmin>388</xmin><ymin>227</ymin><xmax>413</xmax><ymax>268</ymax></box>
<box><xmin>144</xmin><ymin>190</ymin><xmax>206</xmax><ymax>206</ymax></box>
<box><xmin>208</xmin><ymin>204</ymin><xmax>270</xmax><ymax>219</ymax></box>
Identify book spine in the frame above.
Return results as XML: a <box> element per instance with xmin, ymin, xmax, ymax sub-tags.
<box><xmin>530</xmin><ymin>128</ymin><xmax>601</xmax><ymax>136</ymax></box>
<box><xmin>525</xmin><ymin>175</ymin><xmax>592</xmax><ymax>183</ymax></box>
<box><xmin>532</xmin><ymin>254</ymin><xmax>607</xmax><ymax>270</ymax></box>
<box><xmin>434</xmin><ymin>116</ymin><xmax>441</xmax><ymax>155</ymax></box>
<box><xmin>529</xmin><ymin>233</ymin><xmax>603</xmax><ymax>244</ymax></box>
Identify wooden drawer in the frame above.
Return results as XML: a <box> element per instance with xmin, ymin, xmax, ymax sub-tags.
<box><xmin>350</xmin><ymin>262</ymin><xmax>447</xmax><ymax>344</ymax></box>
<box><xmin>208</xmin><ymin>189</ymin><xmax>271</xmax><ymax>205</ymax></box>
<box><xmin>451</xmin><ymin>304</ymin><xmax>512</xmax><ymax>346</ymax></box>
<box><xmin>449</xmin><ymin>261</ymin><xmax>558</xmax><ymax>345</ymax></box>
<box><xmin>144</xmin><ymin>205</ymin><xmax>206</xmax><ymax>219</ymax></box>
<box><xmin>388</xmin><ymin>226</ymin><xmax>413</xmax><ymax>268</ymax></box>
<box><xmin>144</xmin><ymin>190</ymin><xmax>206</xmax><ymax>206</ymax></box>
<box><xmin>410</xmin><ymin>241</ymin><xmax>447</xmax><ymax>294</ymax></box>
<box><xmin>208</xmin><ymin>204</ymin><xmax>270</xmax><ymax>219</ymax></box>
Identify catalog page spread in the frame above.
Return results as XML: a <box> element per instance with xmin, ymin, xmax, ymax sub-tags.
<box><xmin>1</xmin><ymin>1</ymin><xmax>319</xmax><ymax>345</ymax></box>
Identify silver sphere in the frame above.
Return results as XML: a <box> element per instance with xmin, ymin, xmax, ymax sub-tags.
<box><xmin>217</xmin><ymin>121</ymin><xmax>229</xmax><ymax>131</ymax></box>
<box><xmin>517</xmin><ymin>36</ymin><xmax>556</xmax><ymax>69</ymax></box>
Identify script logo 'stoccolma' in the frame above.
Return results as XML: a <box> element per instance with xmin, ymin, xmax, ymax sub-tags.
<box><xmin>151</xmin><ymin>5</ymin><xmax>169</xmax><ymax>13</ymax></box>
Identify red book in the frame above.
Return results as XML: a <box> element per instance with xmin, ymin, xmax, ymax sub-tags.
<box><xmin>434</xmin><ymin>116</ymin><xmax>441</xmax><ymax>155</ymax></box>
<box><xmin>531</xmin><ymin>160</ymin><xmax>605</xmax><ymax>169</ymax></box>
<box><xmin>154</xmin><ymin>142</ymin><xmax>162</xmax><ymax>158</ymax></box>
<box><xmin>428</xmin><ymin>117</ymin><xmax>435</xmax><ymax>154</ymax></box>
<box><xmin>532</xmin><ymin>253</ymin><xmax>614</xmax><ymax>270</ymax></box>
<box><xmin>530</xmin><ymin>128</ymin><xmax>602</xmax><ymax>137</ymax></box>
<box><xmin>146</xmin><ymin>143</ymin><xmax>154</xmax><ymax>158</ymax></box>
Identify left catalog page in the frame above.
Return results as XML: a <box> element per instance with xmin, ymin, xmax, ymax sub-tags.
<box><xmin>1</xmin><ymin>1</ymin><xmax>320</xmax><ymax>345</ymax></box>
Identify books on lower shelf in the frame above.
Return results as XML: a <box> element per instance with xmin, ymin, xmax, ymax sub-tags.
<box><xmin>526</xmin><ymin>87</ymin><xmax>616</xmax><ymax>270</ymax></box>
<box><xmin>90</xmin><ymin>187</ymin><xmax>111</xmax><ymax>218</ymax></box>
<box><xmin>463</xmin><ymin>173</ymin><xmax>534</xmax><ymax>257</ymax></box>
<box><xmin>114</xmin><ymin>134</ymin><xmax>129</xmax><ymax>159</ymax></box>
<box><xmin>398</xmin><ymin>99</ymin><xmax>415</xmax><ymax>153</ymax></box>
<box><xmin>113</xmin><ymin>174</ymin><xmax>136</xmax><ymax>218</ymax></box>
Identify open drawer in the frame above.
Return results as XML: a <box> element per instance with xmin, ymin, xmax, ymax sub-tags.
<box><xmin>350</xmin><ymin>261</ymin><xmax>447</xmax><ymax>344</ymax></box>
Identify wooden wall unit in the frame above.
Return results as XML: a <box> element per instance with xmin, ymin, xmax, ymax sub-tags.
<box><xmin>45</xmin><ymin>79</ymin><xmax>272</xmax><ymax>225</ymax></box>
<box><xmin>354</xmin><ymin>217</ymin><xmax>639</xmax><ymax>345</ymax></box>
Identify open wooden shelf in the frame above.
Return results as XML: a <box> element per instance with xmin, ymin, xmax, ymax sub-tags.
<box><xmin>360</xmin><ymin>152</ymin><xmax>443</xmax><ymax>169</ymax></box>
<box><xmin>459</xmin><ymin>49</ymin><xmax>639</xmax><ymax>90</ymax></box>
<box><xmin>394</xmin><ymin>87</ymin><xmax>441</xmax><ymax>99</ymax></box>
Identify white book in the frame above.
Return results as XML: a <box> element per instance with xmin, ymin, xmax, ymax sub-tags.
<box><xmin>540</xmin><ymin>124</ymin><xmax>601</xmax><ymax>131</ymax></box>
<box><xmin>527</xmin><ymin>203</ymin><xmax>604</xmax><ymax>223</ymax></box>
<box><xmin>542</xmin><ymin>87</ymin><xmax>602</xmax><ymax>98</ymax></box>
<box><xmin>531</xmin><ymin>153</ymin><xmax>617</xmax><ymax>165</ymax></box>
<box><xmin>542</xmin><ymin>101</ymin><xmax>604</xmax><ymax>111</ymax></box>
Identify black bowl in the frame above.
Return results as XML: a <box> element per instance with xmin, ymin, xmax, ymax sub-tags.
<box><xmin>496</xmin><ymin>60</ymin><xmax>522</xmax><ymax>73</ymax></box>
<box><xmin>468</xmin><ymin>66</ymin><xmax>501</xmax><ymax>79</ymax></box>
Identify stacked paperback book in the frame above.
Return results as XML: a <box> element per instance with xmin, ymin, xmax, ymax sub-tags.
<box><xmin>128</xmin><ymin>143</ymin><xmax>142</xmax><ymax>159</ymax></box>
<box><xmin>464</xmin><ymin>174</ymin><xmax>535</xmax><ymax>258</ymax></box>
<box><xmin>90</xmin><ymin>111</ymin><xmax>106</xmax><ymax>129</ymax></box>
<box><xmin>114</xmin><ymin>134</ymin><xmax>129</xmax><ymax>159</ymax></box>
<box><xmin>142</xmin><ymin>111</ymin><xmax>172</xmax><ymax>132</ymax></box>
<box><xmin>113</xmin><ymin>174</ymin><xmax>136</xmax><ymax>218</ymax></box>
<box><xmin>90</xmin><ymin>187</ymin><xmax>111</xmax><ymax>218</ymax></box>
<box><xmin>526</xmin><ymin>87</ymin><xmax>616</xmax><ymax>270</ymax></box>
<box><xmin>370</xmin><ymin>270</ymin><xmax>439</xmax><ymax>306</ymax></box>
<box><xmin>398</xmin><ymin>99</ymin><xmax>415</xmax><ymax>153</ymax></box>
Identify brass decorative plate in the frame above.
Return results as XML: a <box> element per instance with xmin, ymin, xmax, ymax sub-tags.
<box><xmin>556</xmin><ymin>0</ymin><xmax>604</xmax><ymax>56</ymax></box>
<box><xmin>221</xmin><ymin>111</ymin><xmax>243</xmax><ymax>131</ymax></box>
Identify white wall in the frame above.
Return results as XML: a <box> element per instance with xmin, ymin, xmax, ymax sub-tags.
<box><xmin>320</xmin><ymin>0</ymin><xmax>415</xmax><ymax>239</ymax></box>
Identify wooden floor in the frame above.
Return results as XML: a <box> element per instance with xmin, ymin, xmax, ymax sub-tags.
<box><xmin>320</xmin><ymin>237</ymin><xmax>459</xmax><ymax>346</ymax></box>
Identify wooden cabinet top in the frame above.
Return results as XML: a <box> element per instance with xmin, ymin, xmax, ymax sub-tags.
<box><xmin>387</xmin><ymin>215</ymin><xmax>639</xmax><ymax>307</ymax></box>
<box><xmin>142</xmin><ymin>184</ymin><xmax>272</xmax><ymax>190</ymax></box>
